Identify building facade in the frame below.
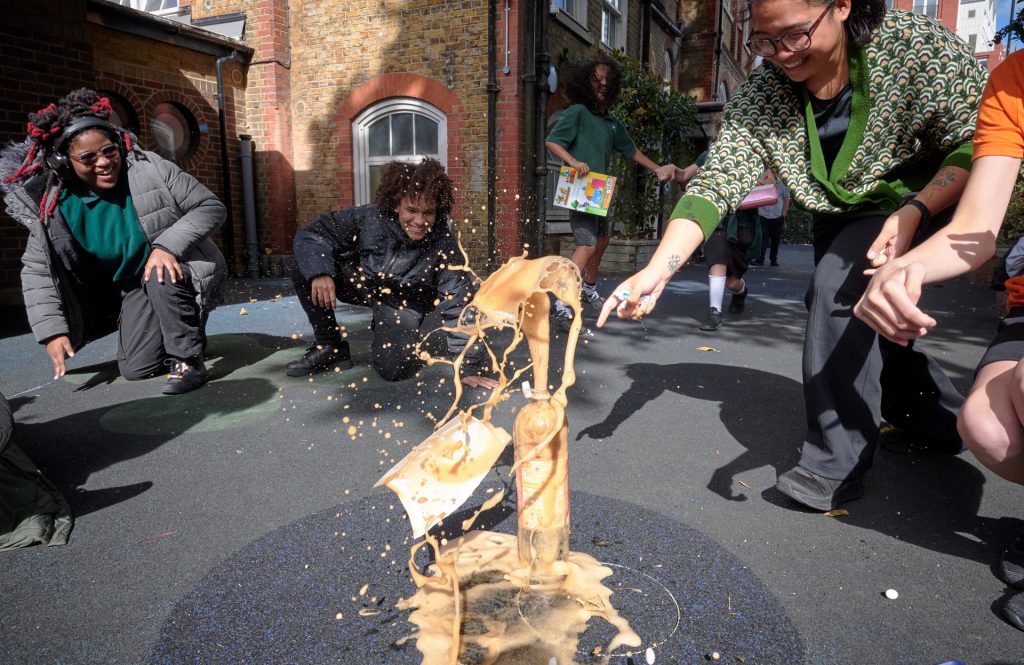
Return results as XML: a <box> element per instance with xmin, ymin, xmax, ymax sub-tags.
<box><xmin>892</xmin><ymin>0</ymin><xmax>1005</xmax><ymax>71</ymax></box>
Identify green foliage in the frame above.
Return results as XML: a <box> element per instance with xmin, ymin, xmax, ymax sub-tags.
<box><xmin>995</xmin><ymin>11</ymin><xmax>1023</xmax><ymax>47</ymax></box>
<box><xmin>782</xmin><ymin>206</ymin><xmax>813</xmax><ymax>245</ymax></box>
<box><xmin>1002</xmin><ymin>178</ymin><xmax>1024</xmax><ymax>242</ymax></box>
<box><xmin>603</xmin><ymin>50</ymin><xmax>699</xmax><ymax>238</ymax></box>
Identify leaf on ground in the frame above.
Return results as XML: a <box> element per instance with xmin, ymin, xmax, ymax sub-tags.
<box><xmin>696</xmin><ymin>346</ymin><xmax>719</xmax><ymax>352</ymax></box>
<box><xmin>239</xmin><ymin>307</ymin><xmax>247</xmax><ymax>315</ymax></box>
<box><xmin>824</xmin><ymin>509</ymin><xmax>849</xmax><ymax>518</ymax></box>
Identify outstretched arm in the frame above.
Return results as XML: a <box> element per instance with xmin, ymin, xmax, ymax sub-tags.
<box><xmin>855</xmin><ymin>155</ymin><xmax>1020</xmax><ymax>343</ymax></box>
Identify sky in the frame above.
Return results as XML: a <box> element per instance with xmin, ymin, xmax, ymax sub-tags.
<box><xmin>999</xmin><ymin>0</ymin><xmax>1017</xmax><ymax>31</ymax></box>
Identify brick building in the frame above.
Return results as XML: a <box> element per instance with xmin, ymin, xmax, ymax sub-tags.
<box><xmin>891</xmin><ymin>0</ymin><xmax>1005</xmax><ymax>72</ymax></box>
<box><xmin>0</xmin><ymin>0</ymin><xmax>692</xmax><ymax>303</ymax></box>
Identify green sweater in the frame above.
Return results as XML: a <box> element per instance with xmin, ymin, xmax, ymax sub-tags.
<box><xmin>673</xmin><ymin>10</ymin><xmax>987</xmax><ymax>238</ymax></box>
<box><xmin>545</xmin><ymin>103</ymin><xmax>637</xmax><ymax>174</ymax></box>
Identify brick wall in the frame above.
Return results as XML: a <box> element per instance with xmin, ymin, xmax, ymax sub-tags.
<box><xmin>0</xmin><ymin>2</ymin><xmax>94</xmax><ymax>302</ymax></box>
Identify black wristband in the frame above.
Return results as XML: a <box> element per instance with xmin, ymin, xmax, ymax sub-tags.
<box><xmin>901</xmin><ymin>198</ymin><xmax>931</xmax><ymax>223</ymax></box>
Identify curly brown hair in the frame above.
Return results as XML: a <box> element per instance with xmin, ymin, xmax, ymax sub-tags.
<box><xmin>374</xmin><ymin>158</ymin><xmax>455</xmax><ymax>217</ymax></box>
<box><xmin>565</xmin><ymin>59</ymin><xmax>622</xmax><ymax>113</ymax></box>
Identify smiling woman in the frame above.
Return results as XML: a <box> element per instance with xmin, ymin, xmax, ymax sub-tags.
<box><xmin>602</xmin><ymin>0</ymin><xmax>987</xmax><ymax>511</ymax></box>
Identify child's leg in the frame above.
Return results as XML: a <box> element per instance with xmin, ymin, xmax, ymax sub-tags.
<box><xmin>959</xmin><ymin>359</ymin><xmax>1024</xmax><ymax>484</ymax></box>
<box><xmin>584</xmin><ymin>234</ymin><xmax>611</xmax><ymax>284</ymax></box>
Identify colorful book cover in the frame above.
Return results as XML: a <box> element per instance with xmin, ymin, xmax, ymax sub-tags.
<box><xmin>552</xmin><ymin>166</ymin><xmax>617</xmax><ymax>217</ymax></box>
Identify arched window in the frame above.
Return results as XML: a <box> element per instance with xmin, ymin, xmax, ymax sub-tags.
<box><xmin>150</xmin><ymin>102</ymin><xmax>199</xmax><ymax>161</ymax></box>
<box><xmin>353</xmin><ymin>99</ymin><xmax>447</xmax><ymax>205</ymax></box>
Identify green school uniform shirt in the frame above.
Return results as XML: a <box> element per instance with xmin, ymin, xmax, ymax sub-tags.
<box><xmin>673</xmin><ymin>10</ymin><xmax>987</xmax><ymax>238</ymax></box>
<box><xmin>546</xmin><ymin>103</ymin><xmax>637</xmax><ymax>174</ymax></box>
<box><xmin>59</xmin><ymin>180</ymin><xmax>150</xmax><ymax>288</ymax></box>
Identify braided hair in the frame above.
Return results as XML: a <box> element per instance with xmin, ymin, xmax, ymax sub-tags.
<box><xmin>3</xmin><ymin>88</ymin><xmax>133</xmax><ymax>222</ymax></box>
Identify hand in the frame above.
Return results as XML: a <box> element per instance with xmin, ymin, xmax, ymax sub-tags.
<box><xmin>866</xmin><ymin>206</ymin><xmax>921</xmax><ymax>268</ymax></box>
<box><xmin>144</xmin><ymin>247</ymin><xmax>184</xmax><ymax>284</ymax></box>
<box><xmin>44</xmin><ymin>335</ymin><xmax>74</xmax><ymax>380</ymax></box>
<box><xmin>596</xmin><ymin>269</ymin><xmax>666</xmax><ymax>327</ymax></box>
<box><xmin>461</xmin><ymin>374</ymin><xmax>499</xmax><ymax>389</ymax></box>
<box><xmin>310</xmin><ymin>275</ymin><xmax>337</xmax><ymax>309</ymax></box>
<box><xmin>655</xmin><ymin>164</ymin><xmax>677</xmax><ymax>183</ymax></box>
<box><xmin>854</xmin><ymin>260</ymin><xmax>936</xmax><ymax>345</ymax></box>
<box><xmin>571</xmin><ymin>160</ymin><xmax>590</xmax><ymax>177</ymax></box>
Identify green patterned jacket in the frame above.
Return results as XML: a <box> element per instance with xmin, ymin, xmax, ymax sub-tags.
<box><xmin>672</xmin><ymin>10</ymin><xmax>987</xmax><ymax>239</ymax></box>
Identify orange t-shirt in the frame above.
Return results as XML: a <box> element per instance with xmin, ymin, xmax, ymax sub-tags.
<box><xmin>973</xmin><ymin>50</ymin><xmax>1024</xmax><ymax>160</ymax></box>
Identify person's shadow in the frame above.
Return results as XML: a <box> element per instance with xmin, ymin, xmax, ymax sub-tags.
<box><xmin>9</xmin><ymin>376</ymin><xmax>279</xmax><ymax>517</ymax></box>
<box><xmin>577</xmin><ymin>362</ymin><xmax>1023</xmax><ymax>566</ymax></box>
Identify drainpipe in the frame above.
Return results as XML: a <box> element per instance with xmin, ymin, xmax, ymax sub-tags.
<box><xmin>216</xmin><ymin>50</ymin><xmax>245</xmax><ymax>276</ymax></box>
<box><xmin>239</xmin><ymin>134</ymin><xmax>260</xmax><ymax>278</ymax></box>
<box><xmin>487</xmin><ymin>0</ymin><xmax>499</xmax><ymax>271</ymax></box>
<box><xmin>534</xmin><ymin>0</ymin><xmax>551</xmax><ymax>256</ymax></box>
<box><xmin>712</xmin><ymin>0</ymin><xmax>725</xmax><ymax>101</ymax></box>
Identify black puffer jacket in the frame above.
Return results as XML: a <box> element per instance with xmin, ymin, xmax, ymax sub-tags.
<box><xmin>293</xmin><ymin>204</ymin><xmax>477</xmax><ymax>358</ymax></box>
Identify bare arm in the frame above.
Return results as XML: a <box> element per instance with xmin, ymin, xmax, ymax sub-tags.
<box><xmin>597</xmin><ymin>216</ymin><xmax>706</xmax><ymax>326</ymax></box>
<box><xmin>856</xmin><ymin>155</ymin><xmax>1020</xmax><ymax>342</ymax></box>
<box><xmin>544</xmin><ymin>141</ymin><xmax>588</xmax><ymax>175</ymax></box>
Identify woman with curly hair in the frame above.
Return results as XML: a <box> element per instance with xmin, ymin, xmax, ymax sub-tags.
<box><xmin>600</xmin><ymin>0</ymin><xmax>987</xmax><ymax>510</ymax></box>
<box><xmin>0</xmin><ymin>88</ymin><xmax>226</xmax><ymax>395</ymax></box>
<box><xmin>544</xmin><ymin>58</ymin><xmax>674</xmax><ymax>329</ymax></box>
<box><xmin>288</xmin><ymin>158</ymin><xmax>496</xmax><ymax>388</ymax></box>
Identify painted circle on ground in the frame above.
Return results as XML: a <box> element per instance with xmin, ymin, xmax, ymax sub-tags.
<box><xmin>147</xmin><ymin>492</ymin><xmax>803</xmax><ymax>664</ymax></box>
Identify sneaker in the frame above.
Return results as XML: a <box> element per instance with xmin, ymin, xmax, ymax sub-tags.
<box><xmin>1004</xmin><ymin>591</ymin><xmax>1024</xmax><ymax>632</ymax></box>
<box><xmin>749</xmin><ymin>258</ymin><xmax>765</xmax><ymax>266</ymax></box>
<box><xmin>285</xmin><ymin>341</ymin><xmax>353</xmax><ymax>377</ymax></box>
<box><xmin>699</xmin><ymin>307</ymin><xmax>722</xmax><ymax>331</ymax></box>
<box><xmin>163</xmin><ymin>357</ymin><xmax>209</xmax><ymax>395</ymax></box>
<box><xmin>775</xmin><ymin>465</ymin><xmax>864</xmax><ymax>511</ymax></box>
<box><xmin>998</xmin><ymin>533</ymin><xmax>1024</xmax><ymax>590</ymax></box>
<box><xmin>582</xmin><ymin>289</ymin><xmax>605</xmax><ymax>309</ymax></box>
<box><xmin>728</xmin><ymin>287</ymin><xmax>748</xmax><ymax>314</ymax></box>
<box><xmin>878</xmin><ymin>426</ymin><xmax>964</xmax><ymax>455</ymax></box>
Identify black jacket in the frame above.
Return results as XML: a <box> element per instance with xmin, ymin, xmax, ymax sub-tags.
<box><xmin>293</xmin><ymin>204</ymin><xmax>477</xmax><ymax>358</ymax></box>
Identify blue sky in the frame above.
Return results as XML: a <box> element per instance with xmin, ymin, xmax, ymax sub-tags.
<box><xmin>998</xmin><ymin>0</ymin><xmax>1017</xmax><ymax>31</ymax></box>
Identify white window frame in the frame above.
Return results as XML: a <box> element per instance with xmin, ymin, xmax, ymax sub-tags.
<box><xmin>352</xmin><ymin>99</ymin><xmax>448</xmax><ymax>205</ymax></box>
<box><xmin>601</xmin><ymin>0</ymin><xmax>627</xmax><ymax>50</ymax></box>
<box><xmin>552</xmin><ymin>0</ymin><xmax>588</xmax><ymax>26</ymax></box>
<box><xmin>110</xmin><ymin>0</ymin><xmax>180</xmax><ymax>16</ymax></box>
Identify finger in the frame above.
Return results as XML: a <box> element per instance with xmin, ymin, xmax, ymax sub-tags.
<box><xmin>144</xmin><ymin>263</ymin><xmax>153</xmax><ymax>282</ymax></box>
<box><xmin>170</xmin><ymin>261</ymin><xmax>182</xmax><ymax>284</ymax></box>
<box><xmin>865</xmin><ymin>226</ymin><xmax>895</xmax><ymax>261</ymax></box>
<box><xmin>156</xmin><ymin>264</ymin><xmax>165</xmax><ymax>284</ymax></box>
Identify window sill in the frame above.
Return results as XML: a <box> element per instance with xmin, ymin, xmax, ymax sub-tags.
<box><xmin>552</xmin><ymin>10</ymin><xmax>594</xmax><ymax>45</ymax></box>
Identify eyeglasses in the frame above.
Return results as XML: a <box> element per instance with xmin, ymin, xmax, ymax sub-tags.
<box><xmin>69</xmin><ymin>144</ymin><xmax>120</xmax><ymax>166</ymax></box>
<box><xmin>746</xmin><ymin>2</ymin><xmax>834</xmax><ymax>58</ymax></box>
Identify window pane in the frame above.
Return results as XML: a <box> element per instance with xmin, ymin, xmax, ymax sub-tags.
<box><xmin>369</xmin><ymin>164</ymin><xmax>386</xmax><ymax>200</ymax></box>
<box><xmin>150</xmin><ymin>102</ymin><xmax>195</xmax><ymax>161</ymax></box>
<box><xmin>415</xmin><ymin>115</ymin><xmax>438</xmax><ymax>154</ymax></box>
<box><xmin>367</xmin><ymin>117</ymin><xmax>390</xmax><ymax>157</ymax></box>
<box><xmin>392</xmin><ymin>113</ymin><xmax>414</xmax><ymax>155</ymax></box>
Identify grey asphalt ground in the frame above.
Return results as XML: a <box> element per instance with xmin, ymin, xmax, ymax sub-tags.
<box><xmin>1</xmin><ymin>244</ymin><xmax>1022</xmax><ymax>664</ymax></box>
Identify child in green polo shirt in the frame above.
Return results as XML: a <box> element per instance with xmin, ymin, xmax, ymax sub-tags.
<box><xmin>545</xmin><ymin>58</ymin><xmax>674</xmax><ymax>330</ymax></box>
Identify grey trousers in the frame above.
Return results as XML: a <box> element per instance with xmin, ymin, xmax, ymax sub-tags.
<box><xmin>85</xmin><ymin>274</ymin><xmax>205</xmax><ymax>380</ymax></box>
<box><xmin>800</xmin><ymin>214</ymin><xmax>964</xmax><ymax>479</ymax></box>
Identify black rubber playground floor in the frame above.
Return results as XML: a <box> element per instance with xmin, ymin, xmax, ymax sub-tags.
<box><xmin>1</xmin><ymin>244</ymin><xmax>1021</xmax><ymax>664</ymax></box>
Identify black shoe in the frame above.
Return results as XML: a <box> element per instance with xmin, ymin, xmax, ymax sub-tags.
<box><xmin>999</xmin><ymin>533</ymin><xmax>1024</xmax><ymax>590</ymax></box>
<box><xmin>699</xmin><ymin>307</ymin><xmax>722</xmax><ymax>331</ymax></box>
<box><xmin>1004</xmin><ymin>591</ymin><xmax>1024</xmax><ymax>632</ymax></box>
<box><xmin>775</xmin><ymin>465</ymin><xmax>864</xmax><ymax>511</ymax></box>
<box><xmin>582</xmin><ymin>289</ymin><xmax>605</xmax><ymax>310</ymax></box>
<box><xmin>770</xmin><ymin>259</ymin><xmax>779</xmax><ymax>267</ymax></box>
<box><xmin>878</xmin><ymin>426</ymin><xmax>964</xmax><ymax>455</ymax></box>
<box><xmin>163</xmin><ymin>357</ymin><xmax>209</xmax><ymax>395</ymax></box>
<box><xmin>285</xmin><ymin>342</ymin><xmax>353</xmax><ymax>377</ymax></box>
<box><xmin>728</xmin><ymin>287</ymin><xmax>748</xmax><ymax>314</ymax></box>
<box><xmin>749</xmin><ymin>258</ymin><xmax>765</xmax><ymax>266</ymax></box>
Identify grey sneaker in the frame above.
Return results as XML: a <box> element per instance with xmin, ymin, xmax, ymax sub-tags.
<box><xmin>582</xmin><ymin>289</ymin><xmax>605</xmax><ymax>309</ymax></box>
<box><xmin>699</xmin><ymin>307</ymin><xmax>722</xmax><ymax>331</ymax></box>
<box><xmin>775</xmin><ymin>465</ymin><xmax>864</xmax><ymax>511</ymax></box>
<box><xmin>163</xmin><ymin>357</ymin><xmax>209</xmax><ymax>395</ymax></box>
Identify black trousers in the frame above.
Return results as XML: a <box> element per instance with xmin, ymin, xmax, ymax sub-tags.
<box><xmin>84</xmin><ymin>273</ymin><xmax>205</xmax><ymax>380</ymax></box>
<box><xmin>800</xmin><ymin>214</ymin><xmax>964</xmax><ymax>479</ymax></box>
<box><xmin>291</xmin><ymin>264</ymin><xmax>434</xmax><ymax>382</ymax></box>
<box><xmin>758</xmin><ymin>214</ymin><xmax>784</xmax><ymax>262</ymax></box>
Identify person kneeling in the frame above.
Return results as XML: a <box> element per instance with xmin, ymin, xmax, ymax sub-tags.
<box><xmin>0</xmin><ymin>89</ymin><xmax>226</xmax><ymax>395</ymax></box>
<box><xmin>288</xmin><ymin>158</ymin><xmax>493</xmax><ymax>388</ymax></box>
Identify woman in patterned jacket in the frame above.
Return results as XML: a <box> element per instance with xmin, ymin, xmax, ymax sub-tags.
<box><xmin>597</xmin><ymin>0</ymin><xmax>987</xmax><ymax>510</ymax></box>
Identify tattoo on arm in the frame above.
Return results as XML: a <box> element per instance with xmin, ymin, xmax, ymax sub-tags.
<box><xmin>928</xmin><ymin>169</ymin><xmax>959</xmax><ymax>190</ymax></box>
<box><xmin>667</xmin><ymin>254</ymin><xmax>681</xmax><ymax>272</ymax></box>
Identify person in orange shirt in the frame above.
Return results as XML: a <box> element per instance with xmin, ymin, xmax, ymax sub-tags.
<box><xmin>854</xmin><ymin>49</ymin><xmax>1024</xmax><ymax>632</ymax></box>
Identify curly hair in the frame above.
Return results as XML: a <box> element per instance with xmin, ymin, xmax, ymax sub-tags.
<box><xmin>374</xmin><ymin>157</ymin><xmax>455</xmax><ymax>218</ymax></box>
<box><xmin>3</xmin><ymin>88</ymin><xmax>132</xmax><ymax>221</ymax></box>
<box><xmin>745</xmin><ymin>0</ymin><xmax>886</xmax><ymax>47</ymax></box>
<box><xmin>565</xmin><ymin>59</ymin><xmax>622</xmax><ymax>113</ymax></box>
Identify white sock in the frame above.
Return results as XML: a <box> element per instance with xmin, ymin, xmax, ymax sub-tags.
<box><xmin>582</xmin><ymin>281</ymin><xmax>597</xmax><ymax>296</ymax></box>
<box><xmin>709</xmin><ymin>275</ymin><xmax>726</xmax><ymax>311</ymax></box>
